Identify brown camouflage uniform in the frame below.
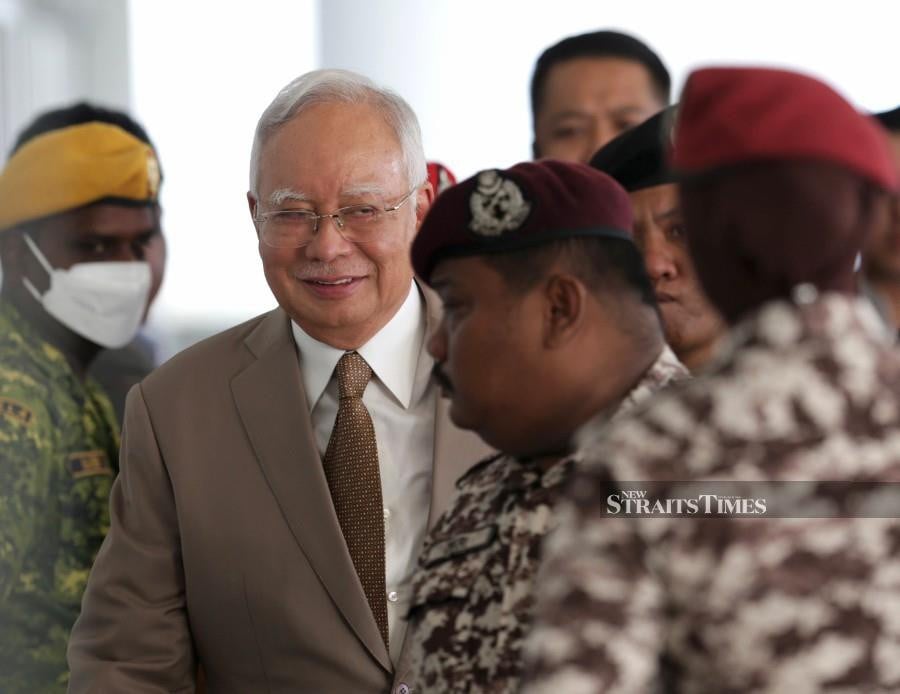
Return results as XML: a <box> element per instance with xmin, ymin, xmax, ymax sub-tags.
<box><xmin>523</xmin><ymin>291</ymin><xmax>900</xmax><ymax>694</ymax></box>
<box><xmin>405</xmin><ymin>346</ymin><xmax>687</xmax><ymax>693</ymax></box>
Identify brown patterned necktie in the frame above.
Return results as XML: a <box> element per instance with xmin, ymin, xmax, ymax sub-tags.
<box><xmin>322</xmin><ymin>351</ymin><xmax>388</xmax><ymax>647</ymax></box>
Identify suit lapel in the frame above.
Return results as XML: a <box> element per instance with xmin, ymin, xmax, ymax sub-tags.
<box><xmin>418</xmin><ymin>284</ymin><xmax>495</xmax><ymax>529</ymax></box>
<box><xmin>230</xmin><ymin>309</ymin><xmax>391</xmax><ymax>672</ymax></box>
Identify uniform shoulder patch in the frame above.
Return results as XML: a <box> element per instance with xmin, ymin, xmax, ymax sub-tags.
<box><xmin>422</xmin><ymin>524</ymin><xmax>497</xmax><ymax>567</ymax></box>
<box><xmin>0</xmin><ymin>396</ymin><xmax>35</xmax><ymax>426</ymax></box>
<box><xmin>66</xmin><ymin>450</ymin><xmax>114</xmax><ymax>479</ymax></box>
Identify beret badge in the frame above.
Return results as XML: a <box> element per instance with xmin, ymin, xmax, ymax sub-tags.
<box><xmin>468</xmin><ymin>170</ymin><xmax>531</xmax><ymax>237</ymax></box>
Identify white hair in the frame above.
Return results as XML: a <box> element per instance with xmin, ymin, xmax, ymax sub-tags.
<box><xmin>248</xmin><ymin>69</ymin><xmax>426</xmax><ymax>196</ymax></box>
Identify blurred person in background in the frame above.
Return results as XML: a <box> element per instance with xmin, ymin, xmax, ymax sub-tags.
<box><xmin>524</xmin><ymin>67</ymin><xmax>900</xmax><ymax>693</ymax></box>
<box><xmin>67</xmin><ymin>69</ymin><xmax>491</xmax><ymax>694</ymax></box>
<box><xmin>863</xmin><ymin>106</ymin><xmax>900</xmax><ymax>334</ymax></box>
<box><xmin>0</xmin><ymin>106</ymin><xmax>162</xmax><ymax>692</ymax></box>
<box><xmin>591</xmin><ymin>107</ymin><xmax>726</xmax><ymax>370</ymax></box>
<box><xmin>11</xmin><ymin>104</ymin><xmax>167</xmax><ymax>423</ymax></box>
<box><xmin>403</xmin><ymin>160</ymin><xmax>687</xmax><ymax>693</ymax></box>
<box><xmin>426</xmin><ymin>161</ymin><xmax>457</xmax><ymax>196</ymax></box>
<box><xmin>530</xmin><ymin>30</ymin><xmax>670</xmax><ymax>164</ymax></box>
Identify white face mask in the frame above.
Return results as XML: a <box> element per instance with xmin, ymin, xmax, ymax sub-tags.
<box><xmin>22</xmin><ymin>235</ymin><xmax>152</xmax><ymax>349</ymax></box>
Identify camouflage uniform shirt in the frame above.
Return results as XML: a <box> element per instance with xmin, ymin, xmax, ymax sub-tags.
<box><xmin>405</xmin><ymin>346</ymin><xmax>687</xmax><ymax>693</ymax></box>
<box><xmin>524</xmin><ymin>291</ymin><xmax>900</xmax><ymax>694</ymax></box>
<box><xmin>0</xmin><ymin>301</ymin><xmax>119</xmax><ymax>693</ymax></box>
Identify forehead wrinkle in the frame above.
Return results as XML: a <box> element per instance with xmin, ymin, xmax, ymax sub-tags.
<box><xmin>341</xmin><ymin>182</ymin><xmax>390</xmax><ymax>198</ymax></box>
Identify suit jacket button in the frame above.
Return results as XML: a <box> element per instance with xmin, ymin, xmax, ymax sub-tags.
<box><xmin>395</xmin><ymin>683</ymin><xmax>410</xmax><ymax>694</ymax></box>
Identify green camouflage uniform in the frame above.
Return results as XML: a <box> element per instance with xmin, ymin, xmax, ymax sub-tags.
<box><xmin>0</xmin><ymin>300</ymin><xmax>119</xmax><ymax>693</ymax></box>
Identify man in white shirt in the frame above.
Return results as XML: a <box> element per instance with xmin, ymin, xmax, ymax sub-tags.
<box><xmin>67</xmin><ymin>69</ymin><xmax>490</xmax><ymax>693</ymax></box>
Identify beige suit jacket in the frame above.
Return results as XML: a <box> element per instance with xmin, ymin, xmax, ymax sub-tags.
<box><xmin>67</xmin><ymin>293</ymin><xmax>491</xmax><ymax>693</ymax></box>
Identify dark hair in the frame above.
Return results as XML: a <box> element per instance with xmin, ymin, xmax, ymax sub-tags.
<box><xmin>875</xmin><ymin>106</ymin><xmax>900</xmax><ymax>133</ymax></box>
<box><xmin>530</xmin><ymin>30</ymin><xmax>671</xmax><ymax>121</ymax></box>
<box><xmin>483</xmin><ymin>236</ymin><xmax>657</xmax><ymax>309</ymax></box>
<box><xmin>11</xmin><ymin>102</ymin><xmax>161</xmax><ymax>178</ymax></box>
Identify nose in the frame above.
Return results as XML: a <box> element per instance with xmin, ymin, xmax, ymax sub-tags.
<box><xmin>427</xmin><ymin>319</ymin><xmax>448</xmax><ymax>363</ymax></box>
<box><xmin>643</xmin><ymin>235</ymin><xmax>678</xmax><ymax>283</ymax></box>
<box><xmin>304</xmin><ymin>215</ymin><xmax>353</xmax><ymax>262</ymax></box>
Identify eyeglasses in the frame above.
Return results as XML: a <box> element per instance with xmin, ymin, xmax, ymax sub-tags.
<box><xmin>254</xmin><ymin>183</ymin><xmax>423</xmax><ymax>248</ymax></box>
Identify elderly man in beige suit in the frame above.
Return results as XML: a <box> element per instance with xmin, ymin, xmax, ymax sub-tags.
<box><xmin>67</xmin><ymin>69</ymin><xmax>490</xmax><ymax>693</ymax></box>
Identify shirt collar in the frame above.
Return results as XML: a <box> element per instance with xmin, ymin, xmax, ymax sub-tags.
<box><xmin>290</xmin><ymin>281</ymin><xmax>425</xmax><ymax>410</ymax></box>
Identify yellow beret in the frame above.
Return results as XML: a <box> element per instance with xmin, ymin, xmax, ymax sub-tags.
<box><xmin>0</xmin><ymin>121</ymin><xmax>160</xmax><ymax>231</ymax></box>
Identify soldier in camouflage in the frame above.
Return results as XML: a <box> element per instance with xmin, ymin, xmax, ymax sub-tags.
<box><xmin>523</xmin><ymin>67</ymin><xmax>900</xmax><ymax>693</ymax></box>
<box><xmin>0</xmin><ymin>302</ymin><xmax>119</xmax><ymax>693</ymax></box>
<box><xmin>405</xmin><ymin>160</ymin><xmax>688</xmax><ymax>693</ymax></box>
<box><xmin>0</xmin><ymin>106</ymin><xmax>162</xmax><ymax>692</ymax></box>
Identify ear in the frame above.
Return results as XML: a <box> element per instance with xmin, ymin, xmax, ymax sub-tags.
<box><xmin>415</xmin><ymin>181</ymin><xmax>435</xmax><ymax>229</ymax></box>
<box><xmin>247</xmin><ymin>191</ymin><xmax>261</xmax><ymax>238</ymax></box>
<box><xmin>542</xmin><ymin>273</ymin><xmax>586</xmax><ymax>348</ymax></box>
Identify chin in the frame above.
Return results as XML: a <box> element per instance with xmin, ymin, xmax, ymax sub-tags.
<box><xmin>447</xmin><ymin>400</ymin><xmax>475</xmax><ymax>431</ymax></box>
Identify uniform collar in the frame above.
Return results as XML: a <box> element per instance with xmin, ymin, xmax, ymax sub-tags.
<box><xmin>290</xmin><ymin>281</ymin><xmax>425</xmax><ymax>410</ymax></box>
<box><xmin>574</xmin><ymin>343</ymin><xmax>690</xmax><ymax>452</ymax></box>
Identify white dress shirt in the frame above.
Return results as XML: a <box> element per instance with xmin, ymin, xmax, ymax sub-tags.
<box><xmin>291</xmin><ymin>282</ymin><xmax>436</xmax><ymax>664</ymax></box>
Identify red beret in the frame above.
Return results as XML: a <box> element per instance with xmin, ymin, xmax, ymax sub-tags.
<box><xmin>412</xmin><ymin>159</ymin><xmax>633</xmax><ymax>283</ymax></box>
<box><xmin>672</xmin><ymin>67</ymin><xmax>899</xmax><ymax>193</ymax></box>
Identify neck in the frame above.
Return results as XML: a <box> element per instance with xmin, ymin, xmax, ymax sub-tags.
<box><xmin>295</xmin><ymin>283</ymin><xmax>413</xmax><ymax>351</ymax></box>
<box><xmin>867</xmin><ymin>274</ymin><xmax>900</xmax><ymax>328</ymax></box>
<box><xmin>579</xmin><ymin>332</ymin><xmax>665</xmax><ymax>432</ymax></box>
<box><xmin>3</xmin><ymin>290</ymin><xmax>100</xmax><ymax>380</ymax></box>
<box><xmin>676</xmin><ymin>335</ymin><xmax>721</xmax><ymax>373</ymax></box>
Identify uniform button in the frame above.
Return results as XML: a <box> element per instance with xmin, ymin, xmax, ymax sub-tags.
<box><xmin>387</xmin><ymin>590</ymin><xmax>399</xmax><ymax>603</ymax></box>
<box><xmin>395</xmin><ymin>684</ymin><xmax>410</xmax><ymax>694</ymax></box>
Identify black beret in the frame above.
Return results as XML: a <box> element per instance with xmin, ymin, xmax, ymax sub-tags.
<box><xmin>589</xmin><ymin>106</ymin><xmax>676</xmax><ymax>192</ymax></box>
<box><xmin>875</xmin><ymin>106</ymin><xmax>900</xmax><ymax>133</ymax></box>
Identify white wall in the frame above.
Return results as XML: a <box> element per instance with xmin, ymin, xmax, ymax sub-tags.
<box><xmin>128</xmin><ymin>0</ymin><xmax>318</xmax><ymax>358</ymax></box>
<box><xmin>320</xmin><ymin>0</ymin><xmax>900</xmax><ymax>181</ymax></box>
<box><xmin>5</xmin><ymin>0</ymin><xmax>899</xmax><ymax>358</ymax></box>
<box><xmin>0</xmin><ymin>0</ymin><xmax>130</xmax><ymax>160</ymax></box>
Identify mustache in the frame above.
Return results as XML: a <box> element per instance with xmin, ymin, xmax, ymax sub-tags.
<box><xmin>293</xmin><ymin>262</ymin><xmax>371</xmax><ymax>279</ymax></box>
<box><xmin>431</xmin><ymin>363</ymin><xmax>453</xmax><ymax>392</ymax></box>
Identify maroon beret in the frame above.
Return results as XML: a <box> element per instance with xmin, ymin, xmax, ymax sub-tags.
<box><xmin>412</xmin><ymin>159</ymin><xmax>634</xmax><ymax>283</ymax></box>
<box><xmin>671</xmin><ymin>67</ymin><xmax>899</xmax><ymax>193</ymax></box>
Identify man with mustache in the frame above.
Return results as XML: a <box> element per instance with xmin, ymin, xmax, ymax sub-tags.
<box><xmin>403</xmin><ymin>160</ymin><xmax>687</xmax><ymax>693</ymax></box>
<box><xmin>67</xmin><ymin>69</ymin><xmax>490</xmax><ymax>693</ymax></box>
<box><xmin>591</xmin><ymin>107</ymin><xmax>726</xmax><ymax>370</ymax></box>
<box><xmin>524</xmin><ymin>67</ymin><xmax>900</xmax><ymax>693</ymax></box>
